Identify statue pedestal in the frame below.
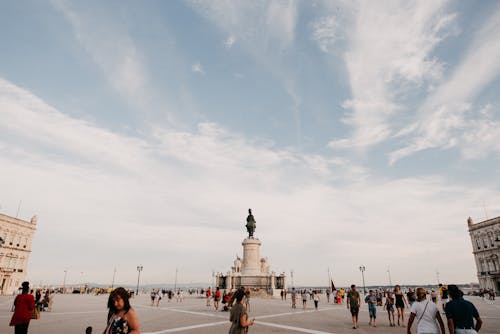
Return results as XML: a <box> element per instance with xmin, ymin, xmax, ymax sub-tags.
<box><xmin>241</xmin><ymin>238</ymin><xmax>262</xmax><ymax>276</ymax></box>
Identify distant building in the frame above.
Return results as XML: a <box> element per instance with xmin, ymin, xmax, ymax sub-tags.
<box><xmin>468</xmin><ymin>216</ymin><xmax>500</xmax><ymax>293</ymax></box>
<box><xmin>0</xmin><ymin>213</ymin><xmax>37</xmax><ymax>295</ymax></box>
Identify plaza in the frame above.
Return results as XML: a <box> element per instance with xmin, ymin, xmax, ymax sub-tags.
<box><xmin>1</xmin><ymin>293</ymin><xmax>499</xmax><ymax>334</ymax></box>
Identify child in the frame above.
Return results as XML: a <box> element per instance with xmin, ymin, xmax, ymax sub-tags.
<box><xmin>385</xmin><ymin>291</ymin><xmax>395</xmax><ymax>327</ymax></box>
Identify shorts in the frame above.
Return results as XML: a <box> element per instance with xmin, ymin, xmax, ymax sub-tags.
<box><xmin>455</xmin><ymin>329</ymin><xmax>477</xmax><ymax>334</ymax></box>
<box><xmin>214</xmin><ymin>296</ymin><xmax>219</xmax><ymax>302</ymax></box>
<box><xmin>386</xmin><ymin>305</ymin><xmax>394</xmax><ymax>313</ymax></box>
<box><xmin>350</xmin><ymin>306</ymin><xmax>359</xmax><ymax>316</ymax></box>
<box><xmin>369</xmin><ymin>307</ymin><xmax>376</xmax><ymax>318</ymax></box>
<box><xmin>396</xmin><ymin>300</ymin><xmax>405</xmax><ymax>309</ymax></box>
<box><xmin>432</xmin><ymin>297</ymin><xmax>437</xmax><ymax>302</ymax></box>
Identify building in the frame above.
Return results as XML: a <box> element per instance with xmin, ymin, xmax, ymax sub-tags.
<box><xmin>0</xmin><ymin>213</ymin><xmax>37</xmax><ymax>295</ymax></box>
<box><xmin>468</xmin><ymin>216</ymin><xmax>500</xmax><ymax>293</ymax></box>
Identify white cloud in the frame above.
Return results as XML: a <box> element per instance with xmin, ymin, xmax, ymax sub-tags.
<box><xmin>389</xmin><ymin>7</ymin><xmax>500</xmax><ymax>164</ymax></box>
<box><xmin>51</xmin><ymin>0</ymin><xmax>150</xmax><ymax>108</ymax></box>
<box><xmin>224</xmin><ymin>35</ymin><xmax>236</xmax><ymax>49</ymax></box>
<box><xmin>322</xmin><ymin>1</ymin><xmax>457</xmax><ymax>149</ymax></box>
<box><xmin>1</xmin><ymin>78</ymin><xmax>496</xmax><ymax>286</ymax></box>
<box><xmin>311</xmin><ymin>16</ymin><xmax>338</xmax><ymax>53</ymax></box>
<box><xmin>191</xmin><ymin>62</ymin><xmax>206</xmax><ymax>75</ymax></box>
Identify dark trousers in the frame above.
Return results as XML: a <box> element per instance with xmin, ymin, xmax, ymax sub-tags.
<box><xmin>15</xmin><ymin>323</ymin><xmax>29</xmax><ymax>334</ymax></box>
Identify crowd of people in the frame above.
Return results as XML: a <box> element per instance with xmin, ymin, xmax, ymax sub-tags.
<box><xmin>7</xmin><ymin>281</ymin><xmax>488</xmax><ymax>334</ymax></box>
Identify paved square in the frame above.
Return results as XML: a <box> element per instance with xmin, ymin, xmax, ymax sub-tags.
<box><xmin>1</xmin><ymin>294</ymin><xmax>499</xmax><ymax>333</ymax></box>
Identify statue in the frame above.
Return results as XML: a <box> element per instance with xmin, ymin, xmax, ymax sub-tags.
<box><xmin>246</xmin><ymin>208</ymin><xmax>256</xmax><ymax>238</ymax></box>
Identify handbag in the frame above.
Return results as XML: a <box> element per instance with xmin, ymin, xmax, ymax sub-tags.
<box><xmin>30</xmin><ymin>306</ymin><xmax>40</xmax><ymax>320</ymax></box>
<box><xmin>417</xmin><ymin>301</ymin><xmax>429</xmax><ymax>323</ymax></box>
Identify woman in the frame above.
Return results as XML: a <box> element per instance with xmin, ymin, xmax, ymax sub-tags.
<box><xmin>10</xmin><ymin>281</ymin><xmax>35</xmax><ymax>334</ymax></box>
<box><xmin>430</xmin><ymin>289</ymin><xmax>438</xmax><ymax>304</ymax></box>
<box><xmin>394</xmin><ymin>285</ymin><xmax>408</xmax><ymax>326</ymax></box>
<box><xmin>229</xmin><ymin>290</ymin><xmax>254</xmax><ymax>334</ymax></box>
<box><xmin>104</xmin><ymin>287</ymin><xmax>140</xmax><ymax>334</ymax></box>
<box><xmin>407</xmin><ymin>287</ymin><xmax>445</xmax><ymax>334</ymax></box>
<box><xmin>385</xmin><ymin>291</ymin><xmax>396</xmax><ymax>327</ymax></box>
<box><xmin>214</xmin><ymin>287</ymin><xmax>221</xmax><ymax>311</ymax></box>
<box><xmin>313</xmin><ymin>290</ymin><xmax>320</xmax><ymax>310</ymax></box>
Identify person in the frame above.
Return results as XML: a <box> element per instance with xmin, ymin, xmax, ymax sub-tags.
<box><xmin>156</xmin><ymin>290</ymin><xmax>162</xmax><ymax>307</ymax></box>
<box><xmin>407</xmin><ymin>288</ymin><xmax>416</xmax><ymax>307</ymax></box>
<box><xmin>347</xmin><ymin>284</ymin><xmax>361</xmax><ymax>329</ymax></box>
<box><xmin>439</xmin><ymin>284</ymin><xmax>449</xmax><ymax>312</ymax></box>
<box><xmin>47</xmin><ymin>290</ymin><xmax>54</xmax><ymax>312</ymax></box>
<box><xmin>280</xmin><ymin>289</ymin><xmax>284</xmax><ymax>300</ymax></box>
<box><xmin>206</xmin><ymin>287</ymin><xmax>211</xmax><ymax>306</ymax></box>
<box><xmin>407</xmin><ymin>287</ymin><xmax>445</xmax><ymax>334</ymax></box>
<box><xmin>244</xmin><ymin>289</ymin><xmax>251</xmax><ymax>312</ymax></box>
<box><xmin>431</xmin><ymin>290</ymin><xmax>438</xmax><ymax>304</ymax></box>
<box><xmin>104</xmin><ymin>287</ymin><xmax>140</xmax><ymax>334</ymax></box>
<box><xmin>395</xmin><ymin>285</ymin><xmax>408</xmax><ymax>326</ymax></box>
<box><xmin>385</xmin><ymin>291</ymin><xmax>396</xmax><ymax>327</ymax></box>
<box><xmin>229</xmin><ymin>289</ymin><xmax>255</xmax><ymax>334</ymax></box>
<box><xmin>301</xmin><ymin>289</ymin><xmax>308</xmax><ymax>309</ymax></box>
<box><xmin>365</xmin><ymin>290</ymin><xmax>377</xmax><ymax>327</ymax></box>
<box><xmin>326</xmin><ymin>289</ymin><xmax>331</xmax><ymax>303</ymax></box>
<box><xmin>291</xmin><ymin>288</ymin><xmax>297</xmax><ymax>309</ymax></box>
<box><xmin>150</xmin><ymin>290</ymin><xmax>156</xmax><ymax>306</ymax></box>
<box><xmin>313</xmin><ymin>290</ymin><xmax>320</xmax><ymax>310</ymax></box>
<box><xmin>214</xmin><ymin>287</ymin><xmax>221</xmax><ymax>311</ymax></box>
<box><xmin>445</xmin><ymin>285</ymin><xmax>482</xmax><ymax>334</ymax></box>
<box><xmin>10</xmin><ymin>281</ymin><xmax>35</xmax><ymax>334</ymax></box>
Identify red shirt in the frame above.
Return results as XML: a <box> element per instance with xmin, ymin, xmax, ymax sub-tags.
<box><xmin>10</xmin><ymin>293</ymin><xmax>35</xmax><ymax>326</ymax></box>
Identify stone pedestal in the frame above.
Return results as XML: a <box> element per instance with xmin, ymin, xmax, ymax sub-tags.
<box><xmin>242</xmin><ymin>238</ymin><xmax>262</xmax><ymax>276</ymax></box>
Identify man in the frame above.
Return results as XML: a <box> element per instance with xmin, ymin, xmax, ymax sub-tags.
<box><xmin>365</xmin><ymin>289</ymin><xmax>377</xmax><ymax>327</ymax></box>
<box><xmin>347</xmin><ymin>284</ymin><xmax>361</xmax><ymax>329</ymax></box>
<box><xmin>291</xmin><ymin>288</ymin><xmax>297</xmax><ymax>309</ymax></box>
<box><xmin>445</xmin><ymin>285</ymin><xmax>482</xmax><ymax>334</ymax></box>
<box><xmin>406</xmin><ymin>287</ymin><xmax>416</xmax><ymax>307</ymax></box>
<box><xmin>205</xmin><ymin>287</ymin><xmax>211</xmax><ymax>306</ymax></box>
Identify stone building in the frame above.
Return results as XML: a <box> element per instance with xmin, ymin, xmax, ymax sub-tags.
<box><xmin>468</xmin><ymin>216</ymin><xmax>500</xmax><ymax>293</ymax></box>
<box><xmin>0</xmin><ymin>213</ymin><xmax>37</xmax><ymax>295</ymax></box>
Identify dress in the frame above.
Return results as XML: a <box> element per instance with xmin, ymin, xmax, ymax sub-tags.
<box><xmin>106</xmin><ymin>315</ymin><xmax>130</xmax><ymax>334</ymax></box>
<box><xmin>229</xmin><ymin>303</ymin><xmax>247</xmax><ymax>334</ymax></box>
<box><xmin>395</xmin><ymin>293</ymin><xmax>405</xmax><ymax>308</ymax></box>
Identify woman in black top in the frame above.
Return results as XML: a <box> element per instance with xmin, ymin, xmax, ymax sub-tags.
<box><xmin>394</xmin><ymin>285</ymin><xmax>408</xmax><ymax>326</ymax></box>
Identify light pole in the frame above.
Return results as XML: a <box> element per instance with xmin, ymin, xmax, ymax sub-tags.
<box><xmin>387</xmin><ymin>266</ymin><xmax>392</xmax><ymax>288</ymax></box>
<box><xmin>174</xmin><ymin>267</ymin><xmax>178</xmax><ymax>292</ymax></box>
<box><xmin>290</xmin><ymin>269</ymin><xmax>294</xmax><ymax>288</ymax></box>
<box><xmin>80</xmin><ymin>272</ymin><xmax>84</xmax><ymax>293</ymax></box>
<box><xmin>359</xmin><ymin>266</ymin><xmax>366</xmax><ymax>294</ymax></box>
<box><xmin>111</xmin><ymin>267</ymin><xmax>117</xmax><ymax>289</ymax></box>
<box><xmin>136</xmin><ymin>265</ymin><xmax>143</xmax><ymax>295</ymax></box>
<box><xmin>63</xmin><ymin>269</ymin><xmax>68</xmax><ymax>293</ymax></box>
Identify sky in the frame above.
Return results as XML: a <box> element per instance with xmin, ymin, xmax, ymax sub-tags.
<box><xmin>1</xmin><ymin>0</ymin><xmax>500</xmax><ymax>288</ymax></box>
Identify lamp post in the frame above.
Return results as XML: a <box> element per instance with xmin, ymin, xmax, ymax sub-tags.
<box><xmin>290</xmin><ymin>269</ymin><xmax>294</xmax><ymax>288</ymax></box>
<box><xmin>80</xmin><ymin>272</ymin><xmax>84</xmax><ymax>293</ymax></box>
<box><xmin>111</xmin><ymin>267</ymin><xmax>117</xmax><ymax>289</ymax></box>
<box><xmin>63</xmin><ymin>269</ymin><xmax>68</xmax><ymax>293</ymax></box>
<box><xmin>359</xmin><ymin>266</ymin><xmax>366</xmax><ymax>294</ymax></box>
<box><xmin>387</xmin><ymin>266</ymin><xmax>392</xmax><ymax>288</ymax></box>
<box><xmin>136</xmin><ymin>265</ymin><xmax>143</xmax><ymax>295</ymax></box>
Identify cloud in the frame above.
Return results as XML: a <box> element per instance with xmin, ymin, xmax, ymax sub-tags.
<box><xmin>389</xmin><ymin>7</ymin><xmax>500</xmax><ymax>164</ymax></box>
<box><xmin>191</xmin><ymin>62</ymin><xmax>206</xmax><ymax>75</ymax></box>
<box><xmin>321</xmin><ymin>1</ymin><xmax>457</xmax><ymax>149</ymax></box>
<box><xmin>51</xmin><ymin>0</ymin><xmax>150</xmax><ymax>108</ymax></box>
<box><xmin>224</xmin><ymin>35</ymin><xmax>236</xmax><ymax>49</ymax></box>
<box><xmin>1</xmin><ymin>77</ymin><xmax>497</xmax><ymax>286</ymax></box>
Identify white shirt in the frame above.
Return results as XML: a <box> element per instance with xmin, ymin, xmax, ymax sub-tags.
<box><xmin>410</xmin><ymin>300</ymin><xmax>440</xmax><ymax>334</ymax></box>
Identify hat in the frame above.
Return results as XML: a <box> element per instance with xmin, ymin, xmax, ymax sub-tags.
<box><xmin>21</xmin><ymin>281</ymin><xmax>29</xmax><ymax>288</ymax></box>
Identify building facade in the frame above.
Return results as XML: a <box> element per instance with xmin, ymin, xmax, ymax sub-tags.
<box><xmin>468</xmin><ymin>216</ymin><xmax>500</xmax><ymax>293</ymax></box>
<box><xmin>0</xmin><ymin>213</ymin><xmax>37</xmax><ymax>295</ymax></box>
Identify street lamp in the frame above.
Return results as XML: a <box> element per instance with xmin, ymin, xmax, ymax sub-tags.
<box><xmin>63</xmin><ymin>269</ymin><xmax>68</xmax><ymax>293</ymax></box>
<box><xmin>290</xmin><ymin>270</ymin><xmax>294</xmax><ymax>288</ymax></box>
<box><xmin>359</xmin><ymin>266</ymin><xmax>366</xmax><ymax>294</ymax></box>
<box><xmin>136</xmin><ymin>265</ymin><xmax>143</xmax><ymax>295</ymax></box>
<box><xmin>111</xmin><ymin>267</ymin><xmax>117</xmax><ymax>289</ymax></box>
<box><xmin>387</xmin><ymin>266</ymin><xmax>392</xmax><ymax>288</ymax></box>
<box><xmin>80</xmin><ymin>272</ymin><xmax>84</xmax><ymax>293</ymax></box>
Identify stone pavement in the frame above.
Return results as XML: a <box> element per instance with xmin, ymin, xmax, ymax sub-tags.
<box><xmin>1</xmin><ymin>293</ymin><xmax>499</xmax><ymax>333</ymax></box>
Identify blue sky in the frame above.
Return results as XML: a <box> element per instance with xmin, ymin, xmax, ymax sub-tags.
<box><xmin>1</xmin><ymin>0</ymin><xmax>499</xmax><ymax>287</ymax></box>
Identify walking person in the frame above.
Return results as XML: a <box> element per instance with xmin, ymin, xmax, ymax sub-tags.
<box><xmin>431</xmin><ymin>290</ymin><xmax>438</xmax><ymax>304</ymax></box>
<box><xmin>445</xmin><ymin>285</ymin><xmax>482</xmax><ymax>334</ymax></box>
<box><xmin>206</xmin><ymin>287</ymin><xmax>211</xmax><ymax>306</ymax></box>
<box><xmin>313</xmin><ymin>291</ymin><xmax>320</xmax><ymax>310</ymax></box>
<box><xmin>214</xmin><ymin>287</ymin><xmax>221</xmax><ymax>311</ymax></box>
<box><xmin>9</xmin><ymin>281</ymin><xmax>35</xmax><ymax>334</ymax></box>
<box><xmin>229</xmin><ymin>290</ymin><xmax>255</xmax><ymax>334</ymax></box>
<box><xmin>407</xmin><ymin>287</ymin><xmax>445</xmax><ymax>334</ymax></box>
<box><xmin>407</xmin><ymin>288</ymin><xmax>416</xmax><ymax>307</ymax></box>
<box><xmin>104</xmin><ymin>287</ymin><xmax>140</xmax><ymax>334</ymax></box>
<box><xmin>385</xmin><ymin>291</ymin><xmax>396</xmax><ymax>327</ymax></box>
<box><xmin>291</xmin><ymin>288</ymin><xmax>297</xmax><ymax>309</ymax></box>
<box><xmin>244</xmin><ymin>289</ymin><xmax>251</xmax><ymax>312</ymax></box>
<box><xmin>365</xmin><ymin>290</ymin><xmax>377</xmax><ymax>327</ymax></box>
<box><xmin>395</xmin><ymin>285</ymin><xmax>409</xmax><ymax>326</ymax></box>
<box><xmin>301</xmin><ymin>290</ymin><xmax>308</xmax><ymax>309</ymax></box>
<box><xmin>346</xmin><ymin>284</ymin><xmax>361</xmax><ymax>329</ymax></box>
<box><xmin>439</xmin><ymin>284</ymin><xmax>449</xmax><ymax>313</ymax></box>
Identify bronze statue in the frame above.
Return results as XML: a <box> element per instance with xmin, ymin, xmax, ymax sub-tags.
<box><xmin>246</xmin><ymin>209</ymin><xmax>256</xmax><ymax>238</ymax></box>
